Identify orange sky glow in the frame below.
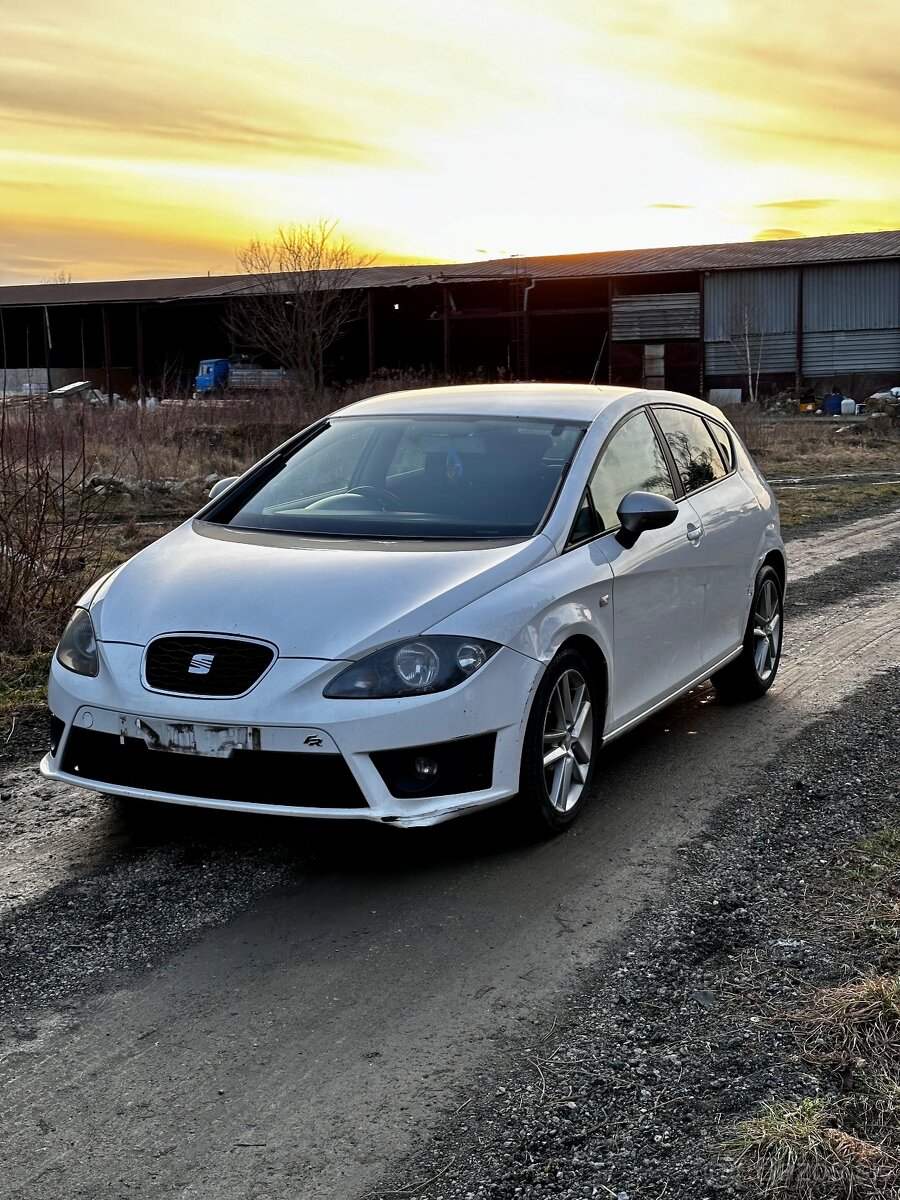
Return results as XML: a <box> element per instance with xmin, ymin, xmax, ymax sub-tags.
<box><xmin>1</xmin><ymin>0</ymin><xmax>899</xmax><ymax>284</ymax></box>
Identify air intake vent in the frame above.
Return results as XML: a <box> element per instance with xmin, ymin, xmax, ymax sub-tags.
<box><xmin>144</xmin><ymin>636</ymin><xmax>275</xmax><ymax>697</ymax></box>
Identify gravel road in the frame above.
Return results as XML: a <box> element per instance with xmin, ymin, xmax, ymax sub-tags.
<box><xmin>2</xmin><ymin>505</ymin><xmax>899</xmax><ymax>1200</ymax></box>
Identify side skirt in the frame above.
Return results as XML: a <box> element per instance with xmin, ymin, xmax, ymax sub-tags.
<box><xmin>603</xmin><ymin>646</ymin><xmax>743</xmax><ymax>743</ymax></box>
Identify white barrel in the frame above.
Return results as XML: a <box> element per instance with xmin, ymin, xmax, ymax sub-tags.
<box><xmin>841</xmin><ymin>397</ymin><xmax>856</xmax><ymax>414</ymax></box>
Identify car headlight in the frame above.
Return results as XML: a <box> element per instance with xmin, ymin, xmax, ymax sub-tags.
<box><xmin>56</xmin><ymin>607</ymin><xmax>100</xmax><ymax>677</ymax></box>
<box><xmin>324</xmin><ymin>636</ymin><xmax>500</xmax><ymax>699</ymax></box>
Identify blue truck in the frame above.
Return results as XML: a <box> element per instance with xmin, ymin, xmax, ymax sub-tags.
<box><xmin>193</xmin><ymin>358</ymin><xmax>293</xmax><ymax>397</ymax></box>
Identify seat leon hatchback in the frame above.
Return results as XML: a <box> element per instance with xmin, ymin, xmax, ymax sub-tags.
<box><xmin>43</xmin><ymin>384</ymin><xmax>785</xmax><ymax>832</ymax></box>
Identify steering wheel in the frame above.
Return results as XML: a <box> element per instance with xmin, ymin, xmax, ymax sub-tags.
<box><xmin>350</xmin><ymin>485</ymin><xmax>402</xmax><ymax>510</ymax></box>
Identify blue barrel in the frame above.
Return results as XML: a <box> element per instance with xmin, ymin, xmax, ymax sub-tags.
<box><xmin>824</xmin><ymin>395</ymin><xmax>842</xmax><ymax>415</ymax></box>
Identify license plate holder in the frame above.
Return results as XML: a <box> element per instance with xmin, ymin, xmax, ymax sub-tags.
<box><xmin>131</xmin><ymin>717</ymin><xmax>252</xmax><ymax>758</ymax></box>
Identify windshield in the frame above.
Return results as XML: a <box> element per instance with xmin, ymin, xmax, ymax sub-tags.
<box><xmin>207</xmin><ymin>415</ymin><xmax>586</xmax><ymax>539</ymax></box>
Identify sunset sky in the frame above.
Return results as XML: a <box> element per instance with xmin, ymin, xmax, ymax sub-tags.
<box><xmin>1</xmin><ymin>0</ymin><xmax>899</xmax><ymax>284</ymax></box>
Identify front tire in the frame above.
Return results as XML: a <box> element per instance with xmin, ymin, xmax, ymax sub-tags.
<box><xmin>518</xmin><ymin>649</ymin><xmax>600</xmax><ymax>834</ymax></box>
<box><xmin>712</xmin><ymin>564</ymin><xmax>783</xmax><ymax>703</ymax></box>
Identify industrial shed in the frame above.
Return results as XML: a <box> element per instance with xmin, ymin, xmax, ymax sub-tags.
<box><xmin>1</xmin><ymin>229</ymin><xmax>898</xmax><ymax>401</ymax></box>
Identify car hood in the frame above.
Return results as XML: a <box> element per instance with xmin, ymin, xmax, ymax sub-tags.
<box><xmin>90</xmin><ymin>520</ymin><xmax>556</xmax><ymax>659</ymax></box>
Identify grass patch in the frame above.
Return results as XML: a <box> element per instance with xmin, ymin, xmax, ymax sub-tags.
<box><xmin>0</xmin><ymin>648</ymin><xmax>51</xmax><ymax>722</ymax></box>
<box><xmin>850</xmin><ymin>828</ymin><xmax>900</xmax><ymax>882</ymax></box>
<box><xmin>727</xmin><ymin>407</ymin><xmax>900</xmax><ymax>478</ymax></box>
<box><xmin>848</xmin><ymin>899</ymin><xmax>900</xmax><ymax>968</ymax></box>
<box><xmin>793</xmin><ymin>973</ymin><xmax>900</xmax><ymax>1071</ymax></box>
<box><xmin>724</xmin><ymin>1096</ymin><xmax>899</xmax><ymax>1199</ymax></box>
<box><xmin>774</xmin><ymin>482</ymin><xmax>900</xmax><ymax>528</ymax></box>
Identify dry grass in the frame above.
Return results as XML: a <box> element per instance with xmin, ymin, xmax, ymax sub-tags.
<box><xmin>774</xmin><ymin>482</ymin><xmax>900</xmax><ymax>528</ymax></box>
<box><xmin>854</xmin><ymin>830</ymin><xmax>900</xmax><ymax>876</ymax></box>
<box><xmin>724</xmin><ymin>1096</ymin><xmax>900</xmax><ymax>1199</ymax></box>
<box><xmin>726</xmin><ymin>406</ymin><xmax>900</xmax><ymax>478</ymax></box>
<box><xmin>0</xmin><ymin>648</ymin><xmax>50</xmax><ymax>720</ymax></box>
<box><xmin>793</xmin><ymin>973</ymin><xmax>900</xmax><ymax>1072</ymax></box>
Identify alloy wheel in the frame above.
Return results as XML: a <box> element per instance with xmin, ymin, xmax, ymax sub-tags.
<box><xmin>752</xmin><ymin>578</ymin><xmax>782</xmax><ymax>683</ymax></box>
<box><xmin>542</xmin><ymin>668</ymin><xmax>594</xmax><ymax>813</ymax></box>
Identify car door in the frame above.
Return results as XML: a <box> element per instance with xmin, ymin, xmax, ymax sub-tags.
<box><xmin>652</xmin><ymin>406</ymin><xmax>761</xmax><ymax>667</ymax></box>
<box><xmin>582</xmin><ymin>408</ymin><xmax>706</xmax><ymax>730</ymax></box>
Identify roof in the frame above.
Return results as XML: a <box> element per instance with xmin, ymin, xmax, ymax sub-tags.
<box><xmin>2</xmin><ymin>229</ymin><xmax>898</xmax><ymax>308</ymax></box>
<box><xmin>336</xmin><ymin>383</ymin><xmax>637</xmax><ymax>422</ymax></box>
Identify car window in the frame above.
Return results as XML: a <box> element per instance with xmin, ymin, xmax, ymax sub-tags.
<box><xmin>705</xmin><ymin>418</ymin><xmax>734</xmax><ymax>472</ymax></box>
<box><xmin>208</xmin><ymin>415</ymin><xmax>586</xmax><ymax>540</ymax></box>
<box><xmin>248</xmin><ymin>422</ymin><xmax>375</xmax><ymax>509</ymax></box>
<box><xmin>654</xmin><ymin>407</ymin><xmax>728</xmax><ymax>494</ymax></box>
<box><xmin>588</xmin><ymin>410</ymin><xmax>675</xmax><ymax>532</ymax></box>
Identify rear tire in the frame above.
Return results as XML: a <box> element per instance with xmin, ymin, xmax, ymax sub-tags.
<box><xmin>518</xmin><ymin>649</ymin><xmax>601</xmax><ymax>835</ymax></box>
<box><xmin>712</xmin><ymin>564</ymin><xmax>783</xmax><ymax>703</ymax></box>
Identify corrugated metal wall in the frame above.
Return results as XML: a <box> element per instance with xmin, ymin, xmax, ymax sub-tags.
<box><xmin>803</xmin><ymin>331</ymin><xmax>900</xmax><ymax>374</ymax></box>
<box><xmin>803</xmin><ymin>262</ymin><xmax>899</xmax><ymax>331</ymax></box>
<box><xmin>705</xmin><ymin>334</ymin><xmax>796</xmax><ymax>374</ymax></box>
<box><xmin>705</xmin><ymin>260</ymin><xmax>900</xmax><ymax>377</ymax></box>
<box><xmin>611</xmin><ymin>293</ymin><xmax>699</xmax><ymax>341</ymax></box>
<box><xmin>802</xmin><ymin>261</ymin><xmax>900</xmax><ymax>373</ymax></box>
<box><xmin>704</xmin><ymin>269</ymin><xmax>798</xmax><ymax>373</ymax></box>
<box><xmin>705</xmin><ymin>270</ymin><xmax>798</xmax><ymax>337</ymax></box>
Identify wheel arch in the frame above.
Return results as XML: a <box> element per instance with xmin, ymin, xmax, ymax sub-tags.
<box><xmin>526</xmin><ymin>634</ymin><xmax>610</xmax><ymax>743</ymax></box>
<box><xmin>762</xmin><ymin>548</ymin><xmax>786</xmax><ymax>593</ymax></box>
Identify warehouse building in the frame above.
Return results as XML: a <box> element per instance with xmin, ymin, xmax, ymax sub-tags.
<box><xmin>1</xmin><ymin>229</ymin><xmax>898</xmax><ymax>401</ymax></box>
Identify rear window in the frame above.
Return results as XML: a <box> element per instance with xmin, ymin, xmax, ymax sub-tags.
<box><xmin>207</xmin><ymin>415</ymin><xmax>586</xmax><ymax>540</ymax></box>
<box><xmin>654</xmin><ymin>407</ymin><xmax>728</xmax><ymax>494</ymax></box>
<box><xmin>706</xmin><ymin>418</ymin><xmax>734</xmax><ymax>472</ymax></box>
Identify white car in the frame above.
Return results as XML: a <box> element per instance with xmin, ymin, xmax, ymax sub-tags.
<box><xmin>42</xmin><ymin>384</ymin><xmax>785</xmax><ymax>832</ymax></box>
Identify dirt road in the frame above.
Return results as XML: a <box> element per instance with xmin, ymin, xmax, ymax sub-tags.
<box><xmin>2</xmin><ymin>506</ymin><xmax>899</xmax><ymax>1200</ymax></box>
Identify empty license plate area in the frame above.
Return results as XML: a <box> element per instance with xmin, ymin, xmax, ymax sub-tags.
<box><xmin>68</xmin><ymin>709</ymin><xmax>340</xmax><ymax>757</ymax></box>
<box><xmin>129</xmin><ymin>717</ymin><xmax>256</xmax><ymax>757</ymax></box>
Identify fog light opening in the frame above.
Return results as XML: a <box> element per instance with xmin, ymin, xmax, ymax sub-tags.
<box><xmin>414</xmin><ymin>756</ymin><xmax>438</xmax><ymax>780</ymax></box>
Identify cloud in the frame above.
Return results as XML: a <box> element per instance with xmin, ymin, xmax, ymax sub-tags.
<box><xmin>0</xmin><ymin>73</ymin><xmax>406</xmax><ymax>168</ymax></box>
<box><xmin>566</xmin><ymin>0</ymin><xmax>900</xmax><ymax>183</ymax></box>
<box><xmin>757</xmin><ymin>200</ymin><xmax>838</xmax><ymax>211</ymax></box>
<box><xmin>649</xmin><ymin>203</ymin><xmax>694</xmax><ymax>210</ymax></box>
<box><xmin>754</xmin><ymin>228</ymin><xmax>805</xmax><ymax>241</ymax></box>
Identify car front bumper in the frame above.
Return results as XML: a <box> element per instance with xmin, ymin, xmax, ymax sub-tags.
<box><xmin>41</xmin><ymin>643</ymin><xmax>543</xmax><ymax>827</ymax></box>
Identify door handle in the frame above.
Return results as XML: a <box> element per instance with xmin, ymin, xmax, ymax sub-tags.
<box><xmin>686</xmin><ymin>522</ymin><xmax>703</xmax><ymax>544</ymax></box>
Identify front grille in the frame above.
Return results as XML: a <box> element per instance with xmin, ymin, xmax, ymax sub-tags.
<box><xmin>62</xmin><ymin>728</ymin><xmax>368</xmax><ymax>808</ymax></box>
<box><xmin>144</xmin><ymin>635</ymin><xmax>275</xmax><ymax>697</ymax></box>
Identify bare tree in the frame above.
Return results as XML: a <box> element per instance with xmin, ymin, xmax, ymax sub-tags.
<box><xmin>41</xmin><ymin>270</ymin><xmax>74</xmax><ymax>285</ymax></box>
<box><xmin>229</xmin><ymin>220</ymin><xmax>373</xmax><ymax>393</ymax></box>
<box><xmin>727</xmin><ymin>303</ymin><xmax>766</xmax><ymax>406</ymax></box>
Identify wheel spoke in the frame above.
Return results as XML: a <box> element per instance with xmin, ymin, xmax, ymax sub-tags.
<box><xmin>571</xmin><ymin>698</ymin><xmax>592</xmax><ymax>740</ymax></box>
<box><xmin>558</xmin><ymin>755</ymin><xmax>576</xmax><ymax>811</ymax></box>
<box><xmin>543</xmin><ymin>743</ymin><xmax>568</xmax><ymax>769</ymax></box>
<box><xmin>548</xmin><ymin>755</ymin><xmax>570</xmax><ymax>811</ymax></box>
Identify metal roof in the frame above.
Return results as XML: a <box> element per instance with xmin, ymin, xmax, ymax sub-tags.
<box><xmin>2</xmin><ymin>229</ymin><xmax>898</xmax><ymax>307</ymax></box>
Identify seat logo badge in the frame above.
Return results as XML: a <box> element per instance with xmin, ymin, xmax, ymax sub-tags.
<box><xmin>304</xmin><ymin>735</ymin><xmax>323</xmax><ymax>747</ymax></box>
<box><xmin>188</xmin><ymin>653</ymin><xmax>215</xmax><ymax>675</ymax></box>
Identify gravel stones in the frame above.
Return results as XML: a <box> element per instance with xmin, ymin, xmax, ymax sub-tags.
<box><xmin>374</xmin><ymin>669</ymin><xmax>900</xmax><ymax>1200</ymax></box>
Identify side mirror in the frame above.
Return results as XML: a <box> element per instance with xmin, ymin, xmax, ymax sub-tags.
<box><xmin>208</xmin><ymin>476</ymin><xmax>239</xmax><ymax>499</ymax></box>
<box><xmin>616</xmin><ymin>490</ymin><xmax>678</xmax><ymax>549</ymax></box>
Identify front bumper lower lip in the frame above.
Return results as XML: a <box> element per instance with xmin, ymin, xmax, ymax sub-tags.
<box><xmin>38</xmin><ymin>755</ymin><xmax>511</xmax><ymax>828</ymax></box>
